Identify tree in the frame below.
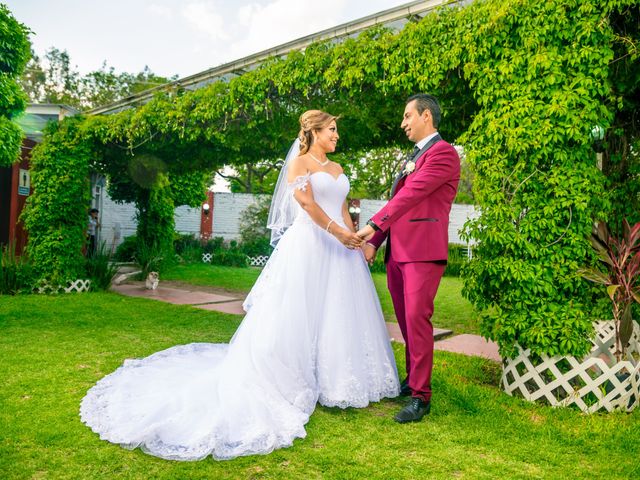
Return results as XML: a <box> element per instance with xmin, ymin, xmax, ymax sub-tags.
<box><xmin>339</xmin><ymin>147</ymin><xmax>405</xmax><ymax>200</ymax></box>
<box><xmin>19</xmin><ymin>48</ymin><xmax>176</xmax><ymax>110</ymax></box>
<box><xmin>0</xmin><ymin>4</ymin><xmax>31</xmax><ymax>166</ymax></box>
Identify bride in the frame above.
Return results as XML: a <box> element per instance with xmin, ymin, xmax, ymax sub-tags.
<box><xmin>80</xmin><ymin>110</ymin><xmax>400</xmax><ymax>461</ymax></box>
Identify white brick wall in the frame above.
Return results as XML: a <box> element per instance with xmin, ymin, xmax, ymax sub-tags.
<box><xmin>97</xmin><ymin>194</ymin><xmax>201</xmax><ymax>251</ymax></box>
<box><xmin>212</xmin><ymin>193</ymin><xmax>267</xmax><ymax>241</ymax></box>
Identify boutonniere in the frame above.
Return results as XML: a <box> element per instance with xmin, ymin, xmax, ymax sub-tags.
<box><xmin>402</xmin><ymin>161</ymin><xmax>416</xmax><ymax>175</ymax></box>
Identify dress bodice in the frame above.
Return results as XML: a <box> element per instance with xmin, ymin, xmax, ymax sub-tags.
<box><xmin>295</xmin><ymin>172</ymin><xmax>349</xmax><ymax>224</ymax></box>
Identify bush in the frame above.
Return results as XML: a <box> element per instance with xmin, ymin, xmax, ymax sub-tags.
<box><xmin>114</xmin><ymin>235</ymin><xmax>137</xmax><ymax>262</ymax></box>
<box><xmin>203</xmin><ymin>237</ymin><xmax>224</xmax><ymax>254</ymax></box>
<box><xmin>369</xmin><ymin>245</ymin><xmax>387</xmax><ymax>273</ymax></box>
<box><xmin>367</xmin><ymin>244</ymin><xmax>468</xmax><ymax>276</ymax></box>
<box><xmin>444</xmin><ymin>244</ymin><xmax>469</xmax><ymax>277</ymax></box>
<box><xmin>173</xmin><ymin>233</ymin><xmax>200</xmax><ymax>254</ymax></box>
<box><xmin>238</xmin><ymin>196</ymin><xmax>273</xmax><ymax>257</ymax></box>
<box><xmin>211</xmin><ymin>249</ymin><xmax>249</xmax><ymax>268</ymax></box>
<box><xmin>240</xmin><ymin>237</ymin><xmax>272</xmax><ymax>257</ymax></box>
<box><xmin>134</xmin><ymin>241</ymin><xmax>167</xmax><ymax>277</ymax></box>
<box><xmin>174</xmin><ymin>233</ymin><xmax>203</xmax><ymax>263</ymax></box>
<box><xmin>201</xmin><ymin>237</ymin><xmax>248</xmax><ymax>268</ymax></box>
<box><xmin>84</xmin><ymin>244</ymin><xmax>118</xmax><ymax>291</ymax></box>
<box><xmin>0</xmin><ymin>245</ymin><xmax>33</xmax><ymax>294</ymax></box>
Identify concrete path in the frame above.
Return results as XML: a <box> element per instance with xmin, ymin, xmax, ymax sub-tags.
<box><xmin>111</xmin><ymin>282</ymin><xmax>500</xmax><ymax>362</ymax></box>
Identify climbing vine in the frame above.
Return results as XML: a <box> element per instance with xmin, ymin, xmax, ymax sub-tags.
<box><xmin>23</xmin><ymin>0</ymin><xmax>639</xmax><ymax>358</ymax></box>
<box><xmin>0</xmin><ymin>4</ymin><xmax>30</xmax><ymax>166</ymax></box>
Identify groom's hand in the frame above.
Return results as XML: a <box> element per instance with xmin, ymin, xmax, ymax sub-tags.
<box><xmin>356</xmin><ymin>225</ymin><xmax>375</xmax><ymax>241</ymax></box>
<box><xmin>362</xmin><ymin>243</ymin><xmax>377</xmax><ymax>265</ymax></box>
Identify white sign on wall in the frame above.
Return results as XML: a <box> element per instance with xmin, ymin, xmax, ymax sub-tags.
<box><xmin>18</xmin><ymin>169</ymin><xmax>30</xmax><ymax>196</ymax></box>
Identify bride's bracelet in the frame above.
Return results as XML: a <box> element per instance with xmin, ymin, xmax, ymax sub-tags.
<box><xmin>325</xmin><ymin>219</ymin><xmax>335</xmax><ymax>233</ymax></box>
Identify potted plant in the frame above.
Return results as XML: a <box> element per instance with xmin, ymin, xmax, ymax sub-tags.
<box><xmin>501</xmin><ymin>220</ymin><xmax>640</xmax><ymax>413</ymax></box>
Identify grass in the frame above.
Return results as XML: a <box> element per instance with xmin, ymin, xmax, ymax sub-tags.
<box><xmin>163</xmin><ymin>264</ymin><xmax>479</xmax><ymax>334</ymax></box>
<box><xmin>163</xmin><ymin>263</ymin><xmax>261</xmax><ymax>292</ymax></box>
<box><xmin>1</xmin><ymin>289</ymin><xmax>639</xmax><ymax>479</ymax></box>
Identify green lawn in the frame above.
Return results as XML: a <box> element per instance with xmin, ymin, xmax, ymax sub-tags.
<box><xmin>163</xmin><ymin>264</ymin><xmax>479</xmax><ymax>334</ymax></box>
<box><xmin>1</xmin><ymin>291</ymin><xmax>639</xmax><ymax>479</ymax></box>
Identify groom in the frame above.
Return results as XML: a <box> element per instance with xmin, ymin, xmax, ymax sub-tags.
<box><xmin>357</xmin><ymin>94</ymin><xmax>460</xmax><ymax>423</ymax></box>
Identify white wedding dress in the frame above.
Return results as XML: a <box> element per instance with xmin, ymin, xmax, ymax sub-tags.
<box><xmin>80</xmin><ymin>171</ymin><xmax>399</xmax><ymax>461</ymax></box>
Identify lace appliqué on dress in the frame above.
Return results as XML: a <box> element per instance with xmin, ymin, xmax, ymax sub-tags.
<box><xmin>289</xmin><ymin>173</ymin><xmax>310</xmax><ymax>193</ymax></box>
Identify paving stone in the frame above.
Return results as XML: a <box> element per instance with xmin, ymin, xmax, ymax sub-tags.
<box><xmin>112</xmin><ymin>283</ymin><xmax>499</xmax><ymax>361</ymax></box>
<box><xmin>111</xmin><ymin>284</ymin><xmax>236</xmax><ymax>305</ymax></box>
<box><xmin>435</xmin><ymin>334</ymin><xmax>501</xmax><ymax>362</ymax></box>
<box><xmin>386</xmin><ymin>322</ymin><xmax>453</xmax><ymax>344</ymax></box>
<box><xmin>194</xmin><ymin>301</ymin><xmax>246</xmax><ymax>315</ymax></box>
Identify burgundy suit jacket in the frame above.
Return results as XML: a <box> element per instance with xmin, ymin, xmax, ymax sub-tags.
<box><xmin>369</xmin><ymin>139</ymin><xmax>460</xmax><ymax>263</ymax></box>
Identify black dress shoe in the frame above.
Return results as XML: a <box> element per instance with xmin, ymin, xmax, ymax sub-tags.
<box><xmin>399</xmin><ymin>378</ymin><xmax>411</xmax><ymax>396</ymax></box>
<box><xmin>394</xmin><ymin>397</ymin><xmax>431</xmax><ymax>423</ymax></box>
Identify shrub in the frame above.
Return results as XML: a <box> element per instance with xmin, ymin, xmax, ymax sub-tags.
<box><xmin>201</xmin><ymin>237</ymin><xmax>248</xmax><ymax>267</ymax></box>
<box><xmin>134</xmin><ymin>241</ymin><xmax>166</xmax><ymax>277</ymax></box>
<box><xmin>84</xmin><ymin>244</ymin><xmax>118</xmax><ymax>291</ymax></box>
<box><xmin>114</xmin><ymin>235</ymin><xmax>137</xmax><ymax>262</ymax></box>
<box><xmin>367</xmin><ymin>244</ymin><xmax>468</xmax><ymax>276</ymax></box>
<box><xmin>203</xmin><ymin>237</ymin><xmax>224</xmax><ymax>254</ymax></box>
<box><xmin>239</xmin><ymin>196</ymin><xmax>273</xmax><ymax>257</ymax></box>
<box><xmin>173</xmin><ymin>233</ymin><xmax>200</xmax><ymax>254</ymax></box>
<box><xmin>369</xmin><ymin>245</ymin><xmax>387</xmax><ymax>273</ymax></box>
<box><xmin>0</xmin><ymin>245</ymin><xmax>33</xmax><ymax>294</ymax></box>
<box><xmin>211</xmin><ymin>249</ymin><xmax>249</xmax><ymax>268</ymax></box>
<box><xmin>174</xmin><ymin>232</ymin><xmax>203</xmax><ymax>263</ymax></box>
<box><xmin>240</xmin><ymin>237</ymin><xmax>272</xmax><ymax>258</ymax></box>
<box><xmin>444</xmin><ymin>244</ymin><xmax>469</xmax><ymax>277</ymax></box>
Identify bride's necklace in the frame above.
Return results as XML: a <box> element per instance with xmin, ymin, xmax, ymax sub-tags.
<box><xmin>309</xmin><ymin>152</ymin><xmax>330</xmax><ymax>167</ymax></box>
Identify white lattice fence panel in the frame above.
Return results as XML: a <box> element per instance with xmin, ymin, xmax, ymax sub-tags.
<box><xmin>502</xmin><ymin>321</ymin><xmax>640</xmax><ymax>413</ymax></box>
<box><xmin>37</xmin><ymin>279</ymin><xmax>92</xmax><ymax>294</ymax></box>
<box><xmin>248</xmin><ymin>255</ymin><xmax>269</xmax><ymax>267</ymax></box>
<box><xmin>202</xmin><ymin>253</ymin><xmax>212</xmax><ymax>263</ymax></box>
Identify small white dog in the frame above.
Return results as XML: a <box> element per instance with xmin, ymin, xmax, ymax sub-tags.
<box><xmin>145</xmin><ymin>271</ymin><xmax>159</xmax><ymax>290</ymax></box>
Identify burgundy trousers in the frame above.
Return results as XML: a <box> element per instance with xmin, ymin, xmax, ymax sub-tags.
<box><xmin>386</xmin><ymin>258</ymin><xmax>445</xmax><ymax>402</ymax></box>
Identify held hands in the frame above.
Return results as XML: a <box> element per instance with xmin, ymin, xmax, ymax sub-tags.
<box><xmin>334</xmin><ymin>227</ymin><xmax>365</xmax><ymax>250</ymax></box>
<box><xmin>356</xmin><ymin>225</ymin><xmax>375</xmax><ymax>241</ymax></box>
<box><xmin>326</xmin><ymin>219</ymin><xmax>364</xmax><ymax>249</ymax></box>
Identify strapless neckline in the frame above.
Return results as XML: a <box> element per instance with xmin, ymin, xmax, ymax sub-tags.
<box><xmin>310</xmin><ymin>171</ymin><xmax>347</xmax><ymax>182</ymax></box>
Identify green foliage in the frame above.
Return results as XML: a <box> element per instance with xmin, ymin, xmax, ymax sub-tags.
<box><xmin>369</xmin><ymin>245</ymin><xmax>387</xmax><ymax>273</ymax></box>
<box><xmin>26</xmin><ymin>0</ymin><xmax>640</xmax><ymax>358</ymax></box>
<box><xmin>114</xmin><ymin>235</ymin><xmax>137</xmax><ymax>262</ymax></box>
<box><xmin>0</xmin><ymin>244</ymin><xmax>33</xmax><ymax>294</ymax></box>
<box><xmin>238</xmin><ymin>196</ymin><xmax>273</xmax><ymax>257</ymax></box>
<box><xmin>369</xmin><ymin>244</ymin><xmax>468</xmax><ymax>277</ymax></box>
<box><xmin>460</xmin><ymin>0</ymin><xmax>638</xmax><ymax>359</ymax></box>
<box><xmin>338</xmin><ymin>147</ymin><xmax>405</xmax><ymax>200</ymax></box>
<box><xmin>0</xmin><ymin>4</ymin><xmax>30</xmax><ymax>166</ymax></box>
<box><xmin>3</xmin><ymin>291</ymin><xmax>640</xmax><ymax>479</ymax></box>
<box><xmin>206</xmin><ymin>238</ymin><xmax>248</xmax><ymax>268</ymax></box>
<box><xmin>22</xmin><ymin>118</ymin><xmax>91</xmax><ymax>284</ymax></box>
<box><xmin>134</xmin><ymin>239</ymin><xmax>166</xmax><ymax>277</ymax></box>
<box><xmin>173</xmin><ymin>233</ymin><xmax>203</xmax><ymax>263</ymax></box>
<box><xmin>134</xmin><ymin>179</ymin><xmax>175</xmax><ymax>265</ymax></box>
<box><xmin>444</xmin><ymin>244</ymin><xmax>469</xmax><ymax>277</ymax></box>
<box><xmin>19</xmin><ymin>48</ymin><xmax>177</xmax><ymax>110</ymax></box>
<box><xmin>0</xmin><ymin>4</ymin><xmax>31</xmax><ymax>76</ymax></box>
<box><xmin>227</xmin><ymin>161</ymin><xmax>281</xmax><ymax>194</ymax></box>
<box><xmin>0</xmin><ymin>115</ymin><xmax>22</xmax><ymax>166</ymax></box>
<box><xmin>84</xmin><ymin>244</ymin><xmax>118</xmax><ymax>291</ymax></box>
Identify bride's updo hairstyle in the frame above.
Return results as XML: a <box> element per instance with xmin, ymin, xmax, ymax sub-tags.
<box><xmin>298</xmin><ymin>110</ymin><xmax>338</xmax><ymax>155</ymax></box>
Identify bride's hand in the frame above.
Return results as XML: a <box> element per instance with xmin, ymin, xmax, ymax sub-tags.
<box><xmin>332</xmin><ymin>227</ymin><xmax>364</xmax><ymax>250</ymax></box>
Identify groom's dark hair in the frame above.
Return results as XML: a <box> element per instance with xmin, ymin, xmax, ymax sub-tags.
<box><xmin>407</xmin><ymin>94</ymin><xmax>441</xmax><ymax>128</ymax></box>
